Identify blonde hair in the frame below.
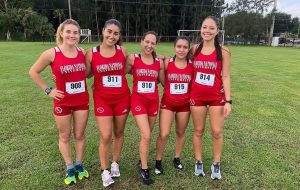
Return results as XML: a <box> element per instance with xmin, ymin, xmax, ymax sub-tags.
<box><xmin>56</xmin><ymin>19</ymin><xmax>80</xmax><ymax>45</ymax></box>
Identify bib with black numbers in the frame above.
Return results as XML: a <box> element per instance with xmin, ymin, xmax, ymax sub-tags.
<box><xmin>66</xmin><ymin>80</ymin><xmax>85</xmax><ymax>94</ymax></box>
<box><xmin>137</xmin><ymin>81</ymin><xmax>155</xmax><ymax>93</ymax></box>
<box><xmin>103</xmin><ymin>75</ymin><xmax>122</xmax><ymax>87</ymax></box>
<box><xmin>170</xmin><ymin>83</ymin><xmax>188</xmax><ymax>94</ymax></box>
<box><xmin>195</xmin><ymin>72</ymin><xmax>215</xmax><ymax>86</ymax></box>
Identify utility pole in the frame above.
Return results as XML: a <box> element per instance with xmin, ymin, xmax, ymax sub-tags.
<box><xmin>297</xmin><ymin>21</ymin><xmax>300</xmax><ymax>38</ymax></box>
<box><xmin>222</xmin><ymin>16</ymin><xmax>225</xmax><ymax>45</ymax></box>
<box><xmin>95</xmin><ymin>0</ymin><xmax>100</xmax><ymax>40</ymax></box>
<box><xmin>68</xmin><ymin>0</ymin><xmax>72</xmax><ymax>19</ymax></box>
<box><xmin>268</xmin><ymin>0</ymin><xmax>277</xmax><ymax>46</ymax></box>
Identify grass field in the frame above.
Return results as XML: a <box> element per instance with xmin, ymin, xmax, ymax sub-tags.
<box><xmin>0</xmin><ymin>42</ymin><xmax>300</xmax><ymax>190</ymax></box>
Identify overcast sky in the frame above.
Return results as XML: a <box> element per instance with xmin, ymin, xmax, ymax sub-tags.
<box><xmin>225</xmin><ymin>0</ymin><xmax>300</xmax><ymax>18</ymax></box>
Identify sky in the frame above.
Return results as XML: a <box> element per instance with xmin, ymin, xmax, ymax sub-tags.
<box><xmin>225</xmin><ymin>0</ymin><xmax>300</xmax><ymax>18</ymax></box>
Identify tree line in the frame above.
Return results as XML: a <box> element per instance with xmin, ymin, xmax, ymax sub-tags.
<box><xmin>0</xmin><ymin>0</ymin><xmax>299</xmax><ymax>42</ymax></box>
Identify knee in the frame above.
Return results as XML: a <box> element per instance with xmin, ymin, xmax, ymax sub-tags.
<box><xmin>194</xmin><ymin>127</ymin><xmax>205</xmax><ymax>137</ymax></box>
<box><xmin>211</xmin><ymin>129</ymin><xmax>222</xmax><ymax>140</ymax></box>
<box><xmin>100</xmin><ymin>134</ymin><xmax>112</xmax><ymax>145</ymax></box>
<box><xmin>74</xmin><ymin>132</ymin><xmax>85</xmax><ymax>141</ymax></box>
<box><xmin>141</xmin><ymin>134</ymin><xmax>151</xmax><ymax>143</ymax></box>
<box><xmin>159</xmin><ymin>132</ymin><xmax>170</xmax><ymax>141</ymax></box>
<box><xmin>59</xmin><ymin>132</ymin><xmax>71</xmax><ymax>143</ymax></box>
<box><xmin>114</xmin><ymin>130</ymin><xmax>124</xmax><ymax>139</ymax></box>
<box><xmin>176</xmin><ymin>130</ymin><xmax>185</xmax><ymax>138</ymax></box>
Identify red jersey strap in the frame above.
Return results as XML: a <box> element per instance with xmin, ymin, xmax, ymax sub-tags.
<box><xmin>92</xmin><ymin>45</ymin><xmax>123</xmax><ymax>54</ymax></box>
<box><xmin>54</xmin><ymin>46</ymin><xmax>82</xmax><ymax>53</ymax></box>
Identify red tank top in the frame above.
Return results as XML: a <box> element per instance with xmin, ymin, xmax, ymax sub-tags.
<box><xmin>51</xmin><ymin>46</ymin><xmax>89</xmax><ymax>106</ymax></box>
<box><xmin>91</xmin><ymin>45</ymin><xmax>130</xmax><ymax>100</ymax></box>
<box><xmin>132</xmin><ymin>54</ymin><xmax>160</xmax><ymax>100</ymax></box>
<box><xmin>191</xmin><ymin>48</ymin><xmax>224</xmax><ymax>101</ymax></box>
<box><xmin>163</xmin><ymin>57</ymin><xmax>193</xmax><ymax>102</ymax></box>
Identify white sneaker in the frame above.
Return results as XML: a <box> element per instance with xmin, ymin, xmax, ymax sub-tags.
<box><xmin>111</xmin><ymin>162</ymin><xmax>120</xmax><ymax>177</ymax></box>
<box><xmin>211</xmin><ymin>163</ymin><xmax>222</xmax><ymax>180</ymax></box>
<box><xmin>101</xmin><ymin>170</ymin><xmax>114</xmax><ymax>187</ymax></box>
<box><xmin>194</xmin><ymin>161</ymin><xmax>205</xmax><ymax>176</ymax></box>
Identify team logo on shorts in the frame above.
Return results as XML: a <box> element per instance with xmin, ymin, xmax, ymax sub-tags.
<box><xmin>55</xmin><ymin>107</ymin><xmax>63</xmax><ymax>114</ymax></box>
<box><xmin>190</xmin><ymin>99</ymin><xmax>195</xmax><ymax>106</ymax></box>
<box><xmin>161</xmin><ymin>104</ymin><xmax>166</xmax><ymax>108</ymax></box>
<box><xmin>135</xmin><ymin>106</ymin><xmax>141</xmax><ymax>112</ymax></box>
<box><xmin>97</xmin><ymin>107</ymin><xmax>104</xmax><ymax>113</ymax></box>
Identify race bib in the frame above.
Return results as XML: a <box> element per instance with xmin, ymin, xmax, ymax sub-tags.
<box><xmin>195</xmin><ymin>72</ymin><xmax>215</xmax><ymax>86</ymax></box>
<box><xmin>103</xmin><ymin>75</ymin><xmax>122</xmax><ymax>87</ymax></box>
<box><xmin>170</xmin><ymin>83</ymin><xmax>188</xmax><ymax>94</ymax></box>
<box><xmin>138</xmin><ymin>81</ymin><xmax>155</xmax><ymax>93</ymax></box>
<box><xmin>66</xmin><ymin>80</ymin><xmax>85</xmax><ymax>94</ymax></box>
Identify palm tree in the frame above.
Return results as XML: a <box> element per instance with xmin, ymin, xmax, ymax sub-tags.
<box><xmin>53</xmin><ymin>9</ymin><xmax>64</xmax><ymax>24</ymax></box>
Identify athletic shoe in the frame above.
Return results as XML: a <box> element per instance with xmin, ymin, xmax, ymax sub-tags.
<box><xmin>155</xmin><ymin>160</ymin><xmax>163</xmax><ymax>175</ymax></box>
<box><xmin>211</xmin><ymin>163</ymin><xmax>222</xmax><ymax>180</ymax></box>
<box><xmin>137</xmin><ymin>160</ymin><xmax>154</xmax><ymax>185</ymax></box>
<box><xmin>75</xmin><ymin>164</ymin><xmax>89</xmax><ymax>180</ymax></box>
<box><xmin>64</xmin><ymin>168</ymin><xmax>76</xmax><ymax>185</ymax></box>
<box><xmin>101</xmin><ymin>170</ymin><xmax>114</xmax><ymax>187</ymax></box>
<box><xmin>173</xmin><ymin>157</ymin><xmax>184</xmax><ymax>170</ymax></box>
<box><xmin>111</xmin><ymin>162</ymin><xmax>120</xmax><ymax>177</ymax></box>
<box><xmin>194</xmin><ymin>161</ymin><xmax>205</xmax><ymax>176</ymax></box>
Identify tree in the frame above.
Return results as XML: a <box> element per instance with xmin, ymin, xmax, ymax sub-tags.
<box><xmin>53</xmin><ymin>9</ymin><xmax>64</xmax><ymax>24</ymax></box>
<box><xmin>228</xmin><ymin>0</ymin><xmax>273</xmax><ymax>14</ymax></box>
<box><xmin>265</xmin><ymin>12</ymin><xmax>292</xmax><ymax>34</ymax></box>
<box><xmin>225</xmin><ymin>11</ymin><xmax>265</xmax><ymax>41</ymax></box>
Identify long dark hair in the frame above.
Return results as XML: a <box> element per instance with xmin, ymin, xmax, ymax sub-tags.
<box><xmin>174</xmin><ymin>36</ymin><xmax>192</xmax><ymax>61</ymax></box>
<box><xmin>102</xmin><ymin>19</ymin><xmax>122</xmax><ymax>45</ymax></box>
<box><xmin>141</xmin><ymin>31</ymin><xmax>158</xmax><ymax>57</ymax></box>
<box><xmin>194</xmin><ymin>16</ymin><xmax>222</xmax><ymax>61</ymax></box>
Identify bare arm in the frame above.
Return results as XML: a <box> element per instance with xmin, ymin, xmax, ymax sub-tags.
<box><xmin>124</xmin><ymin>54</ymin><xmax>134</xmax><ymax>74</ymax></box>
<box><xmin>158</xmin><ymin>59</ymin><xmax>165</xmax><ymax>87</ymax></box>
<box><xmin>28</xmin><ymin>48</ymin><xmax>64</xmax><ymax>100</ymax></box>
<box><xmin>85</xmin><ymin>48</ymin><xmax>93</xmax><ymax>78</ymax></box>
<box><xmin>221</xmin><ymin>46</ymin><xmax>231</xmax><ymax>117</ymax></box>
<box><xmin>29</xmin><ymin>49</ymin><xmax>53</xmax><ymax>91</ymax></box>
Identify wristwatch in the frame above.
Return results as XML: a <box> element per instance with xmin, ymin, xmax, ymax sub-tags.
<box><xmin>44</xmin><ymin>87</ymin><xmax>52</xmax><ymax>95</ymax></box>
<box><xmin>225</xmin><ymin>100</ymin><xmax>232</xmax><ymax>104</ymax></box>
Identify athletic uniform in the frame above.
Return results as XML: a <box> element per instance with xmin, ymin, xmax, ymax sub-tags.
<box><xmin>131</xmin><ymin>54</ymin><xmax>160</xmax><ymax>116</ymax></box>
<box><xmin>190</xmin><ymin>48</ymin><xmax>225</xmax><ymax>106</ymax></box>
<box><xmin>51</xmin><ymin>46</ymin><xmax>89</xmax><ymax>116</ymax></box>
<box><xmin>91</xmin><ymin>45</ymin><xmax>130</xmax><ymax>116</ymax></box>
<box><xmin>161</xmin><ymin>57</ymin><xmax>193</xmax><ymax>112</ymax></box>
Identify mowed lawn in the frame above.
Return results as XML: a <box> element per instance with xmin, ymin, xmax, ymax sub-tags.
<box><xmin>0</xmin><ymin>42</ymin><xmax>299</xmax><ymax>190</ymax></box>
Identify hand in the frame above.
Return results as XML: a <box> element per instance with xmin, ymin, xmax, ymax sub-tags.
<box><xmin>49</xmin><ymin>88</ymin><xmax>64</xmax><ymax>100</ymax></box>
<box><xmin>52</xmin><ymin>74</ymin><xmax>56</xmax><ymax>83</ymax></box>
<box><xmin>224</xmin><ymin>103</ymin><xmax>231</xmax><ymax>118</ymax></box>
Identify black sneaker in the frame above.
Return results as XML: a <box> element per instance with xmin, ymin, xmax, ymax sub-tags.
<box><xmin>137</xmin><ymin>160</ymin><xmax>154</xmax><ymax>185</ymax></box>
<box><xmin>155</xmin><ymin>160</ymin><xmax>163</xmax><ymax>175</ymax></box>
<box><xmin>173</xmin><ymin>157</ymin><xmax>184</xmax><ymax>170</ymax></box>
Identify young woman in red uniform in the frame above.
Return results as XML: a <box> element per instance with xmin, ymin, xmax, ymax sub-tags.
<box><xmin>154</xmin><ymin>36</ymin><xmax>193</xmax><ymax>175</ymax></box>
<box><xmin>125</xmin><ymin>31</ymin><xmax>165</xmax><ymax>185</ymax></box>
<box><xmin>85</xmin><ymin>19</ymin><xmax>130</xmax><ymax>187</ymax></box>
<box><xmin>190</xmin><ymin>16</ymin><xmax>231</xmax><ymax>180</ymax></box>
<box><xmin>29</xmin><ymin>19</ymin><xmax>89</xmax><ymax>185</ymax></box>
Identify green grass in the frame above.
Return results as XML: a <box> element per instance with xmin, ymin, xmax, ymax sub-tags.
<box><xmin>0</xmin><ymin>42</ymin><xmax>300</xmax><ymax>189</ymax></box>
